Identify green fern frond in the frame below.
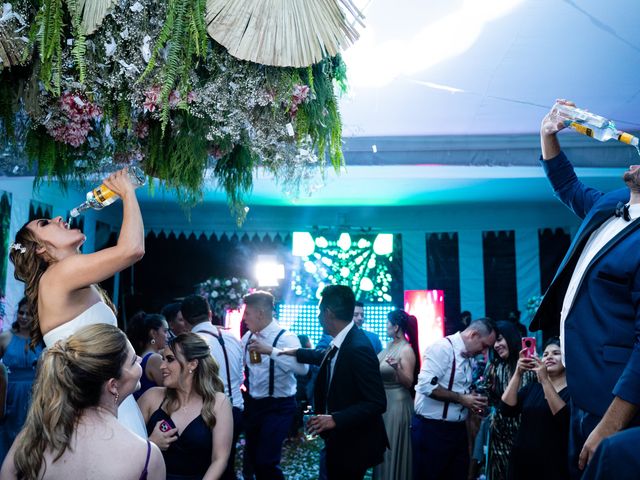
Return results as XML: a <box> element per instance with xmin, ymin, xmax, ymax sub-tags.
<box><xmin>66</xmin><ymin>0</ymin><xmax>88</xmax><ymax>84</ymax></box>
<box><xmin>36</xmin><ymin>0</ymin><xmax>65</xmax><ymax>94</ymax></box>
<box><xmin>138</xmin><ymin>0</ymin><xmax>208</xmax><ymax>133</ymax></box>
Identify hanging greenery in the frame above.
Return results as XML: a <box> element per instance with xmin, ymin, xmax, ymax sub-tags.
<box><xmin>0</xmin><ymin>0</ymin><xmax>352</xmax><ymax>223</ymax></box>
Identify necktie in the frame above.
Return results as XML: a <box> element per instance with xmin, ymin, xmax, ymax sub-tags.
<box><xmin>319</xmin><ymin>346</ymin><xmax>338</xmax><ymax>413</ymax></box>
<box><xmin>615</xmin><ymin>202</ymin><xmax>631</xmax><ymax>221</ymax></box>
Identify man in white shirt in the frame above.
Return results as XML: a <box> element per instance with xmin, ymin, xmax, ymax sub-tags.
<box><xmin>412</xmin><ymin>318</ymin><xmax>496</xmax><ymax>480</ymax></box>
<box><xmin>180</xmin><ymin>294</ymin><xmax>243</xmax><ymax>480</ymax></box>
<box><xmin>242</xmin><ymin>291</ymin><xmax>308</xmax><ymax>480</ymax></box>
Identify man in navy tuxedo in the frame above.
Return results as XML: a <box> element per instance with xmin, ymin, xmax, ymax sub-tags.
<box><xmin>532</xmin><ymin>100</ymin><xmax>640</xmax><ymax>477</ymax></box>
<box><xmin>582</xmin><ymin>426</ymin><xmax>640</xmax><ymax>480</ymax></box>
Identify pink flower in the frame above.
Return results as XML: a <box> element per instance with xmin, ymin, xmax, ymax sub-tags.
<box><xmin>135</xmin><ymin>121</ymin><xmax>150</xmax><ymax>139</ymax></box>
<box><xmin>144</xmin><ymin>85</ymin><xmax>161</xmax><ymax>113</ymax></box>
<box><xmin>46</xmin><ymin>91</ymin><xmax>102</xmax><ymax>147</ymax></box>
<box><xmin>187</xmin><ymin>91</ymin><xmax>197</xmax><ymax>104</ymax></box>
<box><xmin>292</xmin><ymin>84</ymin><xmax>310</xmax><ymax>104</ymax></box>
<box><xmin>169</xmin><ymin>90</ymin><xmax>181</xmax><ymax>108</ymax></box>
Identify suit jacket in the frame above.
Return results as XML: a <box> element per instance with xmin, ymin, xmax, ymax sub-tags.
<box><xmin>531</xmin><ymin>151</ymin><xmax>640</xmax><ymax>418</ymax></box>
<box><xmin>299</xmin><ymin>325</ymin><xmax>388</xmax><ymax>471</ymax></box>
<box><xmin>582</xmin><ymin>426</ymin><xmax>640</xmax><ymax>480</ymax></box>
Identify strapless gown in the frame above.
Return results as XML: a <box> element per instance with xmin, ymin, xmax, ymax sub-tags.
<box><xmin>43</xmin><ymin>302</ymin><xmax>148</xmax><ymax>439</ymax></box>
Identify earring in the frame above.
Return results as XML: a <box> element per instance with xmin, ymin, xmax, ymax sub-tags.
<box><xmin>189</xmin><ymin>369</ymin><xmax>193</xmax><ymax>374</ymax></box>
<box><xmin>114</xmin><ymin>391</ymin><xmax>119</xmax><ymax>404</ymax></box>
<box><xmin>150</xmin><ymin>338</ymin><xmax>156</xmax><ymax>345</ymax></box>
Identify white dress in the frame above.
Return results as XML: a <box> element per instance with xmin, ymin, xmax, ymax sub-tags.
<box><xmin>43</xmin><ymin>302</ymin><xmax>148</xmax><ymax>439</ymax></box>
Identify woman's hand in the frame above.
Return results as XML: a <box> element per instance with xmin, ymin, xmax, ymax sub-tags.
<box><xmin>149</xmin><ymin>420</ymin><xmax>178</xmax><ymax>451</ymax></box>
<box><xmin>531</xmin><ymin>356</ymin><xmax>550</xmax><ymax>384</ymax></box>
<box><xmin>385</xmin><ymin>355</ymin><xmax>400</xmax><ymax>371</ymax></box>
<box><xmin>516</xmin><ymin>348</ymin><xmax>536</xmax><ymax>375</ymax></box>
<box><xmin>102</xmin><ymin>167</ymin><xmax>138</xmax><ymax>200</ymax></box>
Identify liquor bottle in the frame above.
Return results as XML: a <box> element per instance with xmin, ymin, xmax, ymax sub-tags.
<box><xmin>70</xmin><ymin>166</ymin><xmax>146</xmax><ymax>217</ymax></box>
<box><xmin>551</xmin><ymin>103</ymin><xmax>639</xmax><ymax>147</ymax></box>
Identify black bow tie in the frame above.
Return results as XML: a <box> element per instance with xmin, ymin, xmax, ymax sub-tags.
<box><xmin>615</xmin><ymin>202</ymin><xmax>631</xmax><ymax>221</ymax></box>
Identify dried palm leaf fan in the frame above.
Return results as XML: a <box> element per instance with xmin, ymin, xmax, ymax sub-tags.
<box><xmin>77</xmin><ymin>0</ymin><xmax>119</xmax><ymax>35</ymax></box>
<box><xmin>206</xmin><ymin>0</ymin><xmax>365</xmax><ymax>67</ymax></box>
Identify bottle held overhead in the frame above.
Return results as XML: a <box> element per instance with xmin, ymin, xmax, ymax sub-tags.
<box><xmin>551</xmin><ymin>103</ymin><xmax>639</xmax><ymax>147</ymax></box>
<box><xmin>70</xmin><ymin>166</ymin><xmax>146</xmax><ymax>217</ymax></box>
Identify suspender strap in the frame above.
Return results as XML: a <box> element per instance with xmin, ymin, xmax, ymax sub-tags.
<box><xmin>244</xmin><ymin>333</ymin><xmax>253</xmax><ymax>394</ymax></box>
<box><xmin>199</xmin><ymin>329</ymin><xmax>233</xmax><ymax>403</ymax></box>
<box><xmin>442</xmin><ymin>337</ymin><xmax>457</xmax><ymax>420</ymax></box>
<box><xmin>268</xmin><ymin>329</ymin><xmax>286</xmax><ymax>397</ymax></box>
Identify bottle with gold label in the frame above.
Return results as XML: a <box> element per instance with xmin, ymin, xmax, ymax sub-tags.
<box><xmin>70</xmin><ymin>166</ymin><xmax>146</xmax><ymax>217</ymax></box>
<box><xmin>551</xmin><ymin>103</ymin><xmax>639</xmax><ymax>147</ymax></box>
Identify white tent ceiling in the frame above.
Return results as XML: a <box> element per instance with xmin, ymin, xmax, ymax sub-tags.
<box><xmin>141</xmin><ymin>0</ymin><xmax>640</xmax><ymax>210</ymax></box>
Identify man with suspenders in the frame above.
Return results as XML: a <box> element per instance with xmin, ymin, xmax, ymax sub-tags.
<box><xmin>411</xmin><ymin>318</ymin><xmax>496</xmax><ymax>480</ymax></box>
<box><xmin>242</xmin><ymin>291</ymin><xmax>308</xmax><ymax>480</ymax></box>
<box><xmin>180</xmin><ymin>294</ymin><xmax>244</xmax><ymax>480</ymax></box>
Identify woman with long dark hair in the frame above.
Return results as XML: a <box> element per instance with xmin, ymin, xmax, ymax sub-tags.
<box><xmin>372</xmin><ymin>309</ymin><xmax>420</xmax><ymax>480</ymax></box>
<box><xmin>8</xmin><ymin>168</ymin><xmax>147</xmax><ymax>437</ymax></box>
<box><xmin>0</xmin><ymin>324</ymin><xmax>165</xmax><ymax>480</ymax></box>
<box><xmin>501</xmin><ymin>337</ymin><xmax>570</xmax><ymax>480</ymax></box>
<box><xmin>138</xmin><ymin>333</ymin><xmax>233</xmax><ymax>480</ymax></box>
<box><xmin>484</xmin><ymin>321</ymin><xmax>534</xmax><ymax>480</ymax></box>
<box><xmin>0</xmin><ymin>298</ymin><xmax>43</xmax><ymax>461</ymax></box>
<box><xmin>126</xmin><ymin>312</ymin><xmax>169</xmax><ymax>400</ymax></box>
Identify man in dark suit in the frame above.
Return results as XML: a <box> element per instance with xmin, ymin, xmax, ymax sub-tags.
<box><xmin>582</xmin><ymin>426</ymin><xmax>640</xmax><ymax>480</ymax></box>
<box><xmin>300</xmin><ymin>285</ymin><xmax>388</xmax><ymax>480</ymax></box>
<box><xmin>532</xmin><ymin>100</ymin><xmax>640</xmax><ymax>477</ymax></box>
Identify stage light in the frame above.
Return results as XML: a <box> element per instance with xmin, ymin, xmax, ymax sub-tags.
<box><xmin>255</xmin><ymin>255</ymin><xmax>285</xmax><ymax>287</ymax></box>
<box><xmin>292</xmin><ymin>232</ymin><xmax>315</xmax><ymax>257</ymax></box>
<box><xmin>373</xmin><ymin>234</ymin><xmax>393</xmax><ymax>255</ymax></box>
<box><xmin>404</xmin><ymin>290</ymin><xmax>445</xmax><ymax>361</ymax></box>
<box><xmin>337</xmin><ymin>232</ymin><xmax>352</xmax><ymax>251</ymax></box>
<box><xmin>360</xmin><ymin>277</ymin><xmax>374</xmax><ymax>291</ymax></box>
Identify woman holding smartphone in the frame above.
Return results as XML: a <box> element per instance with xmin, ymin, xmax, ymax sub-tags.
<box><xmin>484</xmin><ymin>321</ymin><xmax>534</xmax><ymax>480</ymax></box>
<box><xmin>501</xmin><ymin>337</ymin><xmax>570</xmax><ymax>480</ymax></box>
<box><xmin>137</xmin><ymin>333</ymin><xmax>233</xmax><ymax>480</ymax></box>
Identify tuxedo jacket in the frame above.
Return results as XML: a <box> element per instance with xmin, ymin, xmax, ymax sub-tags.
<box><xmin>582</xmin><ymin>426</ymin><xmax>640</xmax><ymax>480</ymax></box>
<box><xmin>531</xmin><ymin>151</ymin><xmax>640</xmax><ymax>418</ymax></box>
<box><xmin>297</xmin><ymin>325</ymin><xmax>388</xmax><ymax>471</ymax></box>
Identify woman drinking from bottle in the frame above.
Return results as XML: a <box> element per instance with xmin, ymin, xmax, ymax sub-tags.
<box><xmin>8</xmin><ymin>167</ymin><xmax>147</xmax><ymax>437</ymax></box>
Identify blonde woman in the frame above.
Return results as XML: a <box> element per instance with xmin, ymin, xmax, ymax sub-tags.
<box><xmin>8</xmin><ymin>167</ymin><xmax>146</xmax><ymax>437</ymax></box>
<box><xmin>138</xmin><ymin>333</ymin><xmax>233</xmax><ymax>480</ymax></box>
<box><xmin>0</xmin><ymin>324</ymin><xmax>165</xmax><ymax>480</ymax></box>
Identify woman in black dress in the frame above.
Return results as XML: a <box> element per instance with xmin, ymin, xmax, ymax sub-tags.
<box><xmin>138</xmin><ymin>333</ymin><xmax>233</xmax><ymax>480</ymax></box>
<box><xmin>501</xmin><ymin>337</ymin><xmax>570</xmax><ymax>480</ymax></box>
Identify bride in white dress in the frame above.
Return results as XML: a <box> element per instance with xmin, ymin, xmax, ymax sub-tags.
<box><xmin>9</xmin><ymin>168</ymin><xmax>147</xmax><ymax>438</ymax></box>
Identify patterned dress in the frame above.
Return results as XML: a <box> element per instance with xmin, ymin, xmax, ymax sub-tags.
<box><xmin>485</xmin><ymin>361</ymin><xmax>534</xmax><ymax>480</ymax></box>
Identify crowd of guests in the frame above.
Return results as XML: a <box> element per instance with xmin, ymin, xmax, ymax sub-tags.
<box><xmin>0</xmin><ymin>282</ymin><xmax>574</xmax><ymax>480</ymax></box>
<box><xmin>4</xmin><ymin>98</ymin><xmax>640</xmax><ymax>480</ymax></box>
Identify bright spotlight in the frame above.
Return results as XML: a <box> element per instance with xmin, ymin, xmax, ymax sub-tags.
<box><xmin>255</xmin><ymin>255</ymin><xmax>285</xmax><ymax>287</ymax></box>
<box><xmin>292</xmin><ymin>232</ymin><xmax>315</xmax><ymax>257</ymax></box>
<box><xmin>373</xmin><ymin>234</ymin><xmax>393</xmax><ymax>255</ymax></box>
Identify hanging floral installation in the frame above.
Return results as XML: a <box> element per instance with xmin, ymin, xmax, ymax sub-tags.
<box><xmin>0</xmin><ymin>0</ymin><xmax>361</xmax><ymax>223</ymax></box>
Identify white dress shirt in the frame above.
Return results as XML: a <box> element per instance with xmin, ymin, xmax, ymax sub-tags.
<box><xmin>328</xmin><ymin>321</ymin><xmax>355</xmax><ymax>384</ymax></box>
<box><xmin>192</xmin><ymin>322</ymin><xmax>244</xmax><ymax>409</ymax></box>
<box><xmin>414</xmin><ymin>332</ymin><xmax>472</xmax><ymax>422</ymax></box>
<box><xmin>560</xmin><ymin>204</ymin><xmax>640</xmax><ymax>361</ymax></box>
<box><xmin>242</xmin><ymin>320</ymin><xmax>308</xmax><ymax>399</ymax></box>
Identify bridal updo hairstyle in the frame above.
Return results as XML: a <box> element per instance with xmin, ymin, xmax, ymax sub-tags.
<box><xmin>13</xmin><ymin>324</ymin><xmax>128</xmax><ymax>480</ymax></box>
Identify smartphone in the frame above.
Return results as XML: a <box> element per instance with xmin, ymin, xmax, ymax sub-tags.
<box><xmin>159</xmin><ymin>420</ymin><xmax>173</xmax><ymax>432</ymax></box>
<box><xmin>522</xmin><ymin>337</ymin><xmax>537</xmax><ymax>358</ymax></box>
